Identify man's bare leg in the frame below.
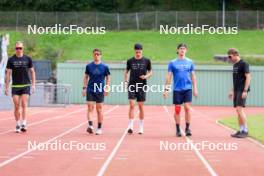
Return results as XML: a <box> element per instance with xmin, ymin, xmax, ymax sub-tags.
<box><xmin>87</xmin><ymin>101</ymin><xmax>94</xmax><ymax>134</ymax></box>
<box><xmin>138</xmin><ymin>102</ymin><xmax>144</xmax><ymax>134</ymax></box>
<box><xmin>12</xmin><ymin>95</ymin><xmax>21</xmax><ymax>132</ymax></box>
<box><xmin>183</xmin><ymin>102</ymin><xmax>192</xmax><ymax>136</ymax></box>
<box><xmin>95</xmin><ymin>103</ymin><xmax>103</xmax><ymax>135</ymax></box>
<box><xmin>128</xmin><ymin>99</ymin><xmax>135</xmax><ymax>134</ymax></box>
<box><xmin>20</xmin><ymin>94</ymin><xmax>29</xmax><ymax>132</ymax></box>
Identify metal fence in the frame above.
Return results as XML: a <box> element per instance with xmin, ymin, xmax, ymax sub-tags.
<box><xmin>0</xmin><ymin>11</ymin><xmax>264</xmax><ymax>30</ymax></box>
<box><xmin>29</xmin><ymin>83</ymin><xmax>71</xmax><ymax>107</ymax></box>
<box><xmin>57</xmin><ymin>63</ymin><xmax>264</xmax><ymax>106</ymax></box>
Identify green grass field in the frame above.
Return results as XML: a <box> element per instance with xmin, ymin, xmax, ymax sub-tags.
<box><xmin>219</xmin><ymin>115</ymin><xmax>264</xmax><ymax>144</ymax></box>
<box><xmin>1</xmin><ymin>30</ymin><xmax>264</xmax><ymax>65</ymax></box>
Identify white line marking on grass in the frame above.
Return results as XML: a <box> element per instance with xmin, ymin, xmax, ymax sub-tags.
<box><xmin>216</xmin><ymin>120</ymin><xmax>264</xmax><ymax>149</ymax></box>
<box><xmin>163</xmin><ymin>106</ymin><xmax>218</xmax><ymax>176</ymax></box>
<box><xmin>0</xmin><ymin>108</ymin><xmax>86</xmax><ymax>135</ymax></box>
<box><xmin>0</xmin><ymin>105</ymin><xmax>119</xmax><ymax>168</ymax></box>
<box><xmin>191</xmin><ymin>107</ymin><xmax>264</xmax><ymax>149</ymax></box>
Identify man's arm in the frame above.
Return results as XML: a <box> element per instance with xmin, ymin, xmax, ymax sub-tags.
<box><xmin>244</xmin><ymin>73</ymin><xmax>251</xmax><ymax>92</ymax></box>
<box><xmin>104</xmin><ymin>75</ymin><xmax>110</xmax><ymax>96</ymax></box>
<box><xmin>5</xmin><ymin>69</ymin><xmax>11</xmax><ymax>96</ymax></box>
<box><xmin>163</xmin><ymin>72</ymin><xmax>173</xmax><ymax>99</ymax></box>
<box><xmin>242</xmin><ymin>73</ymin><xmax>251</xmax><ymax>99</ymax></box>
<box><xmin>82</xmin><ymin>74</ymin><xmax>89</xmax><ymax>97</ymax></box>
<box><xmin>30</xmin><ymin>67</ymin><xmax>36</xmax><ymax>93</ymax></box>
<box><xmin>191</xmin><ymin>71</ymin><xmax>198</xmax><ymax>97</ymax></box>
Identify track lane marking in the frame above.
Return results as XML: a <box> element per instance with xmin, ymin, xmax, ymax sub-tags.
<box><xmin>163</xmin><ymin>106</ymin><xmax>218</xmax><ymax>176</ymax></box>
<box><xmin>0</xmin><ymin>105</ymin><xmax>119</xmax><ymax>168</ymax></box>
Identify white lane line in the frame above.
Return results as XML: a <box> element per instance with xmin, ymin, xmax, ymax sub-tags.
<box><xmin>216</xmin><ymin>120</ymin><xmax>264</xmax><ymax>149</ymax></box>
<box><xmin>96</xmin><ymin>127</ymin><xmax>128</xmax><ymax>176</ymax></box>
<box><xmin>163</xmin><ymin>106</ymin><xmax>218</xmax><ymax>176</ymax></box>
<box><xmin>0</xmin><ymin>105</ymin><xmax>119</xmax><ymax>168</ymax></box>
<box><xmin>0</xmin><ymin>108</ymin><xmax>86</xmax><ymax>135</ymax></box>
<box><xmin>191</xmin><ymin>107</ymin><xmax>264</xmax><ymax>149</ymax></box>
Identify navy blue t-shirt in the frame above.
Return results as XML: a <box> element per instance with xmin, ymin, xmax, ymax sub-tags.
<box><xmin>85</xmin><ymin>62</ymin><xmax>110</xmax><ymax>93</ymax></box>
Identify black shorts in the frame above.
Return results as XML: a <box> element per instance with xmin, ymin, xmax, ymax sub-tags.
<box><xmin>233</xmin><ymin>91</ymin><xmax>247</xmax><ymax>107</ymax></box>
<box><xmin>86</xmin><ymin>91</ymin><xmax>104</xmax><ymax>103</ymax></box>
<box><xmin>128</xmin><ymin>88</ymin><xmax>146</xmax><ymax>102</ymax></box>
<box><xmin>173</xmin><ymin>89</ymin><xmax>192</xmax><ymax>105</ymax></box>
<box><xmin>12</xmin><ymin>86</ymin><xmax>31</xmax><ymax>96</ymax></box>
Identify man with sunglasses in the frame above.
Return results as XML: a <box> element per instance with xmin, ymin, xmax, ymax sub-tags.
<box><xmin>82</xmin><ymin>49</ymin><xmax>110</xmax><ymax>135</ymax></box>
<box><xmin>228</xmin><ymin>48</ymin><xmax>251</xmax><ymax>138</ymax></box>
<box><xmin>163</xmin><ymin>43</ymin><xmax>198</xmax><ymax>137</ymax></box>
<box><xmin>5</xmin><ymin>41</ymin><xmax>36</xmax><ymax>133</ymax></box>
<box><xmin>125</xmin><ymin>43</ymin><xmax>152</xmax><ymax>134</ymax></box>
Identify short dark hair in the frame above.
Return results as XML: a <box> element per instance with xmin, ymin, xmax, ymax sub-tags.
<box><xmin>93</xmin><ymin>48</ymin><xmax>102</xmax><ymax>54</ymax></box>
<box><xmin>227</xmin><ymin>48</ymin><xmax>239</xmax><ymax>56</ymax></box>
<box><xmin>134</xmin><ymin>43</ymin><xmax>143</xmax><ymax>50</ymax></box>
<box><xmin>177</xmin><ymin>43</ymin><xmax>187</xmax><ymax>49</ymax></box>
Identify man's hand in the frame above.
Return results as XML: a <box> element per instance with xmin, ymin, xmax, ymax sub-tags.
<box><xmin>32</xmin><ymin>85</ymin><xmax>36</xmax><ymax>94</ymax></box>
<box><xmin>139</xmin><ymin>75</ymin><xmax>147</xmax><ymax>80</ymax></box>
<box><xmin>193</xmin><ymin>88</ymin><xmax>198</xmax><ymax>97</ymax></box>
<box><xmin>228</xmin><ymin>91</ymin><xmax>234</xmax><ymax>100</ymax></box>
<box><xmin>163</xmin><ymin>90</ymin><xmax>169</xmax><ymax>99</ymax></box>
<box><xmin>5</xmin><ymin>87</ymin><xmax>9</xmax><ymax>96</ymax></box>
<box><xmin>104</xmin><ymin>91</ymin><xmax>109</xmax><ymax>96</ymax></box>
<box><xmin>82</xmin><ymin>89</ymin><xmax>86</xmax><ymax>97</ymax></box>
<box><xmin>242</xmin><ymin>91</ymin><xmax>247</xmax><ymax>99</ymax></box>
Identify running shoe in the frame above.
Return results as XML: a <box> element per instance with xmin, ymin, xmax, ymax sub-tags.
<box><xmin>87</xmin><ymin>126</ymin><xmax>94</xmax><ymax>134</ymax></box>
<box><xmin>95</xmin><ymin>128</ymin><xmax>102</xmax><ymax>135</ymax></box>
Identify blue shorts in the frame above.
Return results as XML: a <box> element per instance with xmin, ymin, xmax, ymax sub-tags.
<box><xmin>173</xmin><ymin>89</ymin><xmax>192</xmax><ymax>105</ymax></box>
<box><xmin>86</xmin><ymin>91</ymin><xmax>104</xmax><ymax>103</ymax></box>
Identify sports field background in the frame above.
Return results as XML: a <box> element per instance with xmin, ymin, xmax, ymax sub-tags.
<box><xmin>1</xmin><ymin>30</ymin><xmax>264</xmax><ymax>65</ymax></box>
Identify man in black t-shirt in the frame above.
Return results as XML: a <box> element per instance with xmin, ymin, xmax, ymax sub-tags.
<box><xmin>124</xmin><ymin>43</ymin><xmax>152</xmax><ymax>134</ymax></box>
<box><xmin>228</xmin><ymin>48</ymin><xmax>251</xmax><ymax>138</ymax></box>
<box><xmin>5</xmin><ymin>41</ymin><xmax>36</xmax><ymax>133</ymax></box>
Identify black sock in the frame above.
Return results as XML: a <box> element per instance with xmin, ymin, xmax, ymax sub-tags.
<box><xmin>88</xmin><ymin>121</ymin><xmax>93</xmax><ymax>126</ymax></box>
<box><xmin>176</xmin><ymin>124</ymin><xmax>180</xmax><ymax>132</ymax></box>
<box><xmin>186</xmin><ymin>123</ymin><xmax>190</xmax><ymax>130</ymax></box>
<box><xmin>98</xmin><ymin>123</ymin><xmax>102</xmax><ymax>129</ymax></box>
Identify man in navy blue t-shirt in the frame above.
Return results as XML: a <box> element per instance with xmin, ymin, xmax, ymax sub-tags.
<box><xmin>163</xmin><ymin>43</ymin><xmax>198</xmax><ymax>137</ymax></box>
<box><xmin>82</xmin><ymin>48</ymin><xmax>110</xmax><ymax>135</ymax></box>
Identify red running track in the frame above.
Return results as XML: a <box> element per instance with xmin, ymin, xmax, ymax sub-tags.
<box><xmin>0</xmin><ymin>105</ymin><xmax>263</xmax><ymax>176</ymax></box>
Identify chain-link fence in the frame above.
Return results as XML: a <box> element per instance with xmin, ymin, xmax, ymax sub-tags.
<box><xmin>0</xmin><ymin>11</ymin><xmax>263</xmax><ymax>30</ymax></box>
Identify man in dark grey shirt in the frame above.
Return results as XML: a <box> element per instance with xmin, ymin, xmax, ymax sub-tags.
<box><xmin>228</xmin><ymin>48</ymin><xmax>251</xmax><ymax>138</ymax></box>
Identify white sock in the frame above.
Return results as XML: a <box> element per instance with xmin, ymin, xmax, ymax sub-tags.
<box><xmin>16</xmin><ymin>121</ymin><xmax>21</xmax><ymax>126</ymax></box>
<box><xmin>22</xmin><ymin>120</ymin><xmax>27</xmax><ymax>126</ymax></box>
<box><xmin>139</xmin><ymin>120</ymin><xmax>144</xmax><ymax>128</ymax></box>
<box><xmin>128</xmin><ymin>119</ymin><xmax>134</xmax><ymax>129</ymax></box>
<box><xmin>239</xmin><ymin>125</ymin><xmax>244</xmax><ymax>132</ymax></box>
<box><xmin>243</xmin><ymin>125</ymin><xmax>248</xmax><ymax>132</ymax></box>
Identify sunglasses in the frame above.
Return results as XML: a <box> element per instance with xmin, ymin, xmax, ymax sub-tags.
<box><xmin>94</xmin><ymin>53</ymin><xmax>101</xmax><ymax>56</ymax></box>
<box><xmin>15</xmin><ymin>47</ymin><xmax>23</xmax><ymax>50</ymax></box>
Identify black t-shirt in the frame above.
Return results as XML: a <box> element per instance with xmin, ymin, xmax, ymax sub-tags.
<box><xmin>6</xmin><ymin>55</ymin><xmax>33</xmax><ymax>86</ymax></box>
<box><xmin>126</xmin><ymin>57</ymin><xmax>152</xmax><ymax>85</ymax></box>
<box><xmin>233</xmin><ymin>59</ymin><xmax>250</xmax><ymax>92</ymax></box>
